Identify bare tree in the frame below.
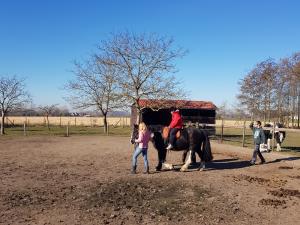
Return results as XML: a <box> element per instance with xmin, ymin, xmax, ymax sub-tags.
<box><xmin>217</xmin><ymin>101</ymin><xmax>228</xmax><ymax>119</ymax></box>
<box><xmin>293</xmin><ymin>55</ymin><xmax>300</xmax><ymax>127</ymax></box>
<box><xmin>39</xmin><ymin>104</ymin><xmax>59</xmax><ymax>130</ymax></box>
<box><xmin>0</xmin><ymin>75</ymin><xmax>31</xmax><ymax>135</ymax></box>
<box><xmin>66</xmin><ymin>57</ymin><xmax>124</xmax><ymax>133</ymax></box>
<box><xmin>276</xmin><ymin>53</ymin><xmax>300</xmax><ymax>127</ymax></box>
<box><xmin>238</xmin><ymin>59</ymin><xmax>277</xmax><ymax>122</ymax></box>
<box><xmin>238</xmin><ymin>52</ymin><xmax>300</xmax><ymax>126</ymax></box>
<box><xmin>237</xmin><ymin>70</ymin><xmax>261</xmax><ymax>120</ymax></box>
<box><xmin>275</xmin><ymin>58</ymin><xmax>291</xmax><ymax>123</ymax></box>
<box><xmin>96</xmin><ymin>32</ymin><xmax>187</xmax><ymax>123</ymax></box>
<box><xmin>289</xmin><ymin>52</ymin><xmax>300</xmax><ymax>127</ymax></box>
<box><xmin>232</xmin><ymin>103</ymin><xmax>249</xmax><ymax>120</ymax></box>
<box><xmin>256</xmin><ymin>59</ymin><xmax>277</xmax><ymax>122</ymax></box>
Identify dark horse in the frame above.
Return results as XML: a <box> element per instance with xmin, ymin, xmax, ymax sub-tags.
<box><xmin>151</xmin><ymin>127</ymin><xmax>213</xmax><ymax>171</ymax></box>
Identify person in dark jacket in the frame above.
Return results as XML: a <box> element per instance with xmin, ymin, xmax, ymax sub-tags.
<box><xmin>250</xmin><ymin>121</ymin><xmax>266</xmax><ymax>165</ymax></box>
<box><xmin>166</xmin><ymin>108</ymin><xmax>183</xmax><ymax>150</ymax></box>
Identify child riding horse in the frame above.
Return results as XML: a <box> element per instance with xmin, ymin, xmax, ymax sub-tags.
<box><xmin>166</xmin><ymin>108</ymin><xmax>183</xmax><ymax>150</ymax></box>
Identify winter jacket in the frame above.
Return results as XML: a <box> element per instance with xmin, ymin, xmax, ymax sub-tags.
<box><xmin>169</xmin><ymin>111</ymin><xmax>183</xmax><ymax>129</ymax></box>
<box><xmin>135</xmin><ymin>130</ymin><xmax>151</xmax><ymax>148</ymax></box>
<box><xmin>252</xmin><ymin>127</ymin><xmax>266</xmax><ymax>145</ymax></box>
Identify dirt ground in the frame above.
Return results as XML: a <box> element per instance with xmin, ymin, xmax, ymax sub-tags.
<box><xmin>0</xmin><ymin>135</ymin><xmax>299</xmax><ymax>225</ymax></box>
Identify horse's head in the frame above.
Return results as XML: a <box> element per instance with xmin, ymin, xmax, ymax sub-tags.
<box><xmin>130</xmin><ymin>124</ymin><xmax>139</xmax><ymax>144</ymax></box>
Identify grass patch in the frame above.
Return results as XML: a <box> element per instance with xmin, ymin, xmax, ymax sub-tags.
<box><xmin>0</xmin><ymin>125</ymin><xmax>131</xmax><ymax>137</ymax></box>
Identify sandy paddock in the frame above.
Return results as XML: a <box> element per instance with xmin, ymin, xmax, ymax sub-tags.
<box><xmin>0</xmin><ymin>135</ymin><xmax>299</xmax><ymax>225</ymax></box>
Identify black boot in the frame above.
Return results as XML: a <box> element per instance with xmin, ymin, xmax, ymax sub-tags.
<box><xmin>131</xmin><ymin>166</ymin><xmax>136</xmax><ymax>174</ymax></box>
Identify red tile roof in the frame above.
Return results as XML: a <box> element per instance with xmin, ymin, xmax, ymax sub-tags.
<box><xmin>137</xmin><ymin>99</ymin><xmax>217</xmax><ymax>110</ymax></box>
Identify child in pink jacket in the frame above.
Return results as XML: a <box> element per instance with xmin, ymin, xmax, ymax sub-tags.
<box><xmin>131</xmin><ymin>122</ymin><xmax>151</xmax><ymax>174</ymax></box>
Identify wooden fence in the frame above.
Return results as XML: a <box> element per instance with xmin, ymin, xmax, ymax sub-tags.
<box><xmin>4</xmin><ymin>116</ymin><xmax>130</xmax><ymax>127</ymax></box>
<box><xmin>206</xmin><ymin>120</ymin><xmax>300</xmax><ymax>151</ymax></box>
<box><xmin>4</xmin><ymin>117</ymin><xmax>297</xmax><ymax>128</ymax></box>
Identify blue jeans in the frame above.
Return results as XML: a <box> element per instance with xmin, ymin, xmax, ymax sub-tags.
<box><xmin>132</xmin><ymin>146</ymin><xmax>148</xmax><ymax>170</ymax></box>
<box><xmin>251</xmin><ymin>144</ymin><xmax>265</xmax><ymax>163</ymax></box>
<box><xmin>169</xmin><ymin>128</ymin><xmax>180</xmax><ymax>147</ymax></box>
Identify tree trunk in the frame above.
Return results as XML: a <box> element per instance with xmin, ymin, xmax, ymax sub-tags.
<box><xmin>277</xmin><ymin>95</ymin><xmax>282</xmax><ymax>123</ymax></box>
<box><xmin>103</xmin><ymin>115</ymin><xmax>108</xmax><ymax>134</ymax></box>
<box><xmin>135</xmin><ymin>99</ymin><xmax>141</xmax><ymax>125</ymax></box>
<box><xmin>292</xmin><ymin>96</ymin><xmax>296</xmax><ymax>128</ymax></box>
<box><xmin>298</xmin><ymin>92</ymin><xmax>300</xmax><ymax>128</ymax></box>
<box><xmin>46</xmin><ymin>115</ymin><xmax>50</xmax><ymax>130</ymax></box>
<box><xmin>1</xmin><ymin>111</ymin><xmax>5</xmax><ymax>135</ymax></box>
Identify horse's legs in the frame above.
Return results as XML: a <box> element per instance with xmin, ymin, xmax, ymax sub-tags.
<box><xmin>182</xmin><ymin>150</ymin><xmax>196</xmax><ymax>164</ymax></box>
<box><xmin>162</xmin><ymin>162</ymin><xmax>174</xmax><ymax>170</ymax></box>
<box><xmin>276</xmin><ymin>143</ymin><xmax>281</xmax><ymax>151</ymax></box>
<box><xmin>195</xmin><ymin>148</ymin><xmax>206</xmax><ymax>171</ymax></box>
<box><xmin>267</xmin><ymin>138</ymin><xmax>271</xmax><ymax>151</ymax></box>
<box><xmin>198</xmin><ymin>161</ymin><xmax>205</xmax><ymax>171</ymax></box>
<box><xmin>155</xmin><ymin>162</ymin><xmax>162</xmax><ymax>171</ymax></box>
<box><xmin>156</xmin><ymin>161</ymin><xmax>174</xmax><ymax>171</ymax></box>
<box><xmin>180</xmin><ymin>150</ymin><xmax>192</xmax><ymax>172</ymax></box>
<box><xmin>182</xmin><ymin>151</ymin><xmax>187</xmax><ymax>163</ymax></box>
<box><xmin>191</xmin><ymin>152</ymin><xmax>196</xmax><ymax>164</ymax></box>
<box><xmin>276</xmin><ymin>133</ymin><xmax>284</xmax><ymax>151</ymax></box>
<box><xmin>156</xmin><ymin>143</ymin><xmax>167</xmax><ymax>171</ymax></box>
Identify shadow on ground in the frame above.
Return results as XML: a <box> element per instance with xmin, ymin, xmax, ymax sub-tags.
<box><xmin>155</xmin><ymin>154</ymin><xmax>300</xmax><ymax>172</ymax></box>
<box><xmin>281</xmin><ymin>146</ymin><xmax>300</xmax><ymax>152</ymax></box>
<box><xmin>266</xmin><ymin>156</ymin><xmax>300</xmax><ymax>164</ymax></box>
<box><xmin>163</xmin><ymin>158</ymin><xmax>251</xmax><ymax>171</ymax></box>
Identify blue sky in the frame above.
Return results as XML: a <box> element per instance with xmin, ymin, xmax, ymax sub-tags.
<box><xmin>1</xmin><ymin>0</ymin><xmax>300</xmax><ymax>109</ymax></box>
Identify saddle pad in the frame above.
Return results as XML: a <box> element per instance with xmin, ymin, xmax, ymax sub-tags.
<box><xmin>162</xmin><ymin>127</ymin><xmax>181</xmax><ymax>139</ymax></box>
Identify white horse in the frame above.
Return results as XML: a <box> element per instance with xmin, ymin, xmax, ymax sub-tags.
<box><xmin>263</xmin><ymin>123</ymin><xmax>286</xmax><ymax>152</ymax></box>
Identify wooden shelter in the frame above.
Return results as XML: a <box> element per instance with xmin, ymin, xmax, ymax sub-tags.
<box><xmin>131</xmin><ymin>99</ymin><xmax>217</xmax><ymax>133</ymax></box>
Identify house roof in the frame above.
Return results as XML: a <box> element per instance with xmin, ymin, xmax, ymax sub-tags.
<box><xmin>137</xmin><ymin>99</ymin><xmax>217</xmax><ymax>110</ymax></box>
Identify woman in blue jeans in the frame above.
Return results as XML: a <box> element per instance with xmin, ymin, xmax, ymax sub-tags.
<box><xmin>132</xmin><ymin>122</ymin><xmax>151</xmax><ymax>174</ymax></box>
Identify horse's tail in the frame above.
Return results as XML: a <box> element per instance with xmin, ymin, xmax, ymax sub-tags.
<box><xmin>201</xmin><ymin>130</ymin><xmax>213</xmax><ymax>162</ymax></box>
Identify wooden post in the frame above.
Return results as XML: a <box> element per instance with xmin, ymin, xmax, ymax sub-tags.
<box><xmin>106</xmin><ymin>122</ymin><xmax>109</xmax><ymax>135</ymax></box>
<box><xmin>221</xmin><ymin>119</ymin><xmax>224</xmax><ymax>143</ymax></box>
<box><xmin>272</xmin><ymin>122</ymin><xmax>275</xmax><ymax>151</ymax></box>
<box><xmin>59</xmin><ymin>116</ymin><xmax>62</xmax><ymax>127</ymax></box>
<box><xmin>75</xmin><ymin>117</ymin><xmax>77</xmax><ymax>127</ymax></box>
<box><xmin>242</xmin><ymin>120</ymin><xmax>246</xmax><ymax>147</ymax></box>
<box><xmin>23</xmin><ymin>122</ymin><xmax>26</xmax><ymax>136</ymax></box>
<box><xmin>66</xmin><ymin>122</ymin><xmax>69</xmax><ymax>137</ymax></box>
